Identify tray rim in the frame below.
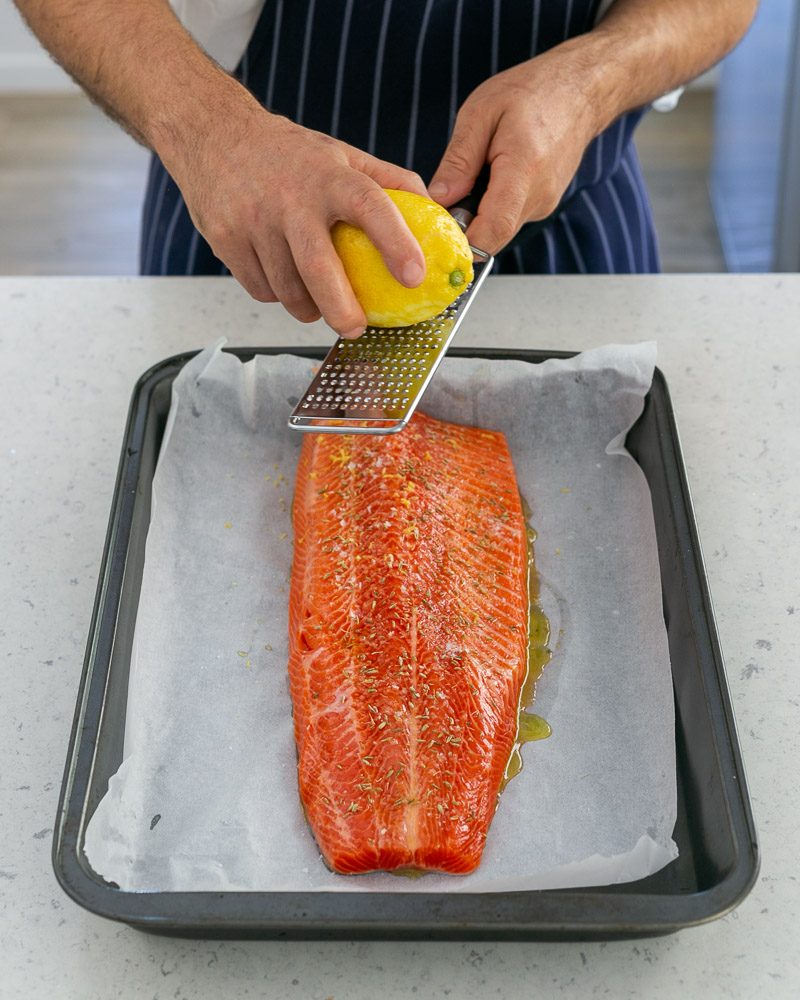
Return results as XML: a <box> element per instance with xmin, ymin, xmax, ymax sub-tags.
<box><xmin>52</xmin><ymin>346</ymin><xmax>760</xmax><ymax>940</ymax></box>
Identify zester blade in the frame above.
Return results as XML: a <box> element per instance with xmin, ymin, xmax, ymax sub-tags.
<box><xmin>288</xmin><ymin>246</ymin><xmax>493</xmax><ymax>435</ymax></box>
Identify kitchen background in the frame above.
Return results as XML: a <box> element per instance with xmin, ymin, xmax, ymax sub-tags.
<box><xmin>0</xmin><ymin>0</ymin><xmax>798</xmax><ymax>276</ymax></box>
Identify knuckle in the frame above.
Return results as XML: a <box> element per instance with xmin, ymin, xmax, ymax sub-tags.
<box><xmin>535</xmin><ymin>184</ymin><xmax>561</xmax><ymax>218</ymax></box>
<box><xmin>453</xmin><ymin>101</ymin><xmax>478</xmax><ymax>128</ymax></box>
<box><xmin>276</xmin><ymin>281</ymin><xmax>301</xmax><ymax>309</ymax></box>
<box><xmin>234</xmin><ymin>268</ymin><xmax>273</xmax><ymax>303</ymax></box>
<box><xmin>300</xmin><ymin>306</ymin><xmax>323</xmax><ymax>324</ymax></box>
<box><xmin>289</xmin><ymin>305</ymin><xmax>322</xmax><ymax>324</ymax></box>
<box><xmin>282</xmin><ymin>290</ymin><xmax>320</xmax><ymax>323</ymax></box>
<box><xmin>251</xmin><ymin>285</ymin><xmax>276</xmax><ymax>304</ymax></box>
<box><xmin>403</xmin><ymin>169</ymin><xmax>425</xmax><ymax>190</ymax></box>
<box><xmin>300</xmin><ymin>251</ymin><xmax>334</xmax><ymax>286</ymax></box>
<box><xmin>349</xmin><ymin>183</ymin><xmax>388</xmax><ymax>221</ymax></box>
<box><xmin>516</xmin><ymin>155</ymin><xmax>555</xmax><ymax>213</ymax></box>
<box><xmin>442</xmin><ymin>141</ymin><xmax>475</xmax><ymax>176</ymax></box>
<box><xmin>377</xmin><ymin>233</ymin><xmax>408</xmax><ymax>262</ymax></box>
<box><xmin>490</xmin><ymin>210</ymin><xmax>519</xmax><ymax>247</ymax></box>
<box><xmin>204</xmin><ymin>220</ymin><xmax>234</xmax><ymax>249</ymax></box>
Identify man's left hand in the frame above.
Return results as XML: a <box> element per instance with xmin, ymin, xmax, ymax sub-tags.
<box><xmin>428</xmin><ymin>42</ymin><xmax>606</xmax><ymax>254</ymax></box>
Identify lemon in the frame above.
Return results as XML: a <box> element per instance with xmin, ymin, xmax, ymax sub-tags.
<box><xmin>332</xmin><ymin>189</ymin><xmax>474</xmax><ymax>327</ymax></box>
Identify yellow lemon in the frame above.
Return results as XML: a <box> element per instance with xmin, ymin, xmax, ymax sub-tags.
<box><xmin>332</xmin><ymin>189</ymin><xmax>474</xmax><ymax>327</ymax></box>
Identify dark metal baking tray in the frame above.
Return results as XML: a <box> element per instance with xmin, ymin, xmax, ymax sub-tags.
<box><xmin>52</xmin><ymin>347</ymin><xmax>759</xmax><ymax>940</ymax></box>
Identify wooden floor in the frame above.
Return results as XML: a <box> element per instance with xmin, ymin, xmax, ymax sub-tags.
<box><xmin>0</xmin><ymin>89</ymin><xmax>725</xmax><ymax>275</ymax></box>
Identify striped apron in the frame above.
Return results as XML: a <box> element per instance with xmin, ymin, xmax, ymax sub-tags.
<box><xmin>141</xmin><ymin>0</ymin><xmax>660</xmax><ymax>277</ymax></box>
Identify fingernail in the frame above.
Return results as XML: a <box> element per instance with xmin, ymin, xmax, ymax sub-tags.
<box><xmin>342</xmin><ymin>326</ymin><xmax>365</xmax><ymax>340</ymax></box>
<box><xmin>428</xmin><ymin>180</ymin><xmax>448</xmax><ymax>201</ymax></box>
<box><xmin>401</xmin><ymin>260</ymin><xmax>425</xmax><ymax>287</ymax></box>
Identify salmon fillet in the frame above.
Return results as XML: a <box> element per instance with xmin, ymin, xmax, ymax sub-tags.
<box><xmin>288</xmin><ymin>411</ymin><xmax>529</xmax><ymax>874</ymax></box>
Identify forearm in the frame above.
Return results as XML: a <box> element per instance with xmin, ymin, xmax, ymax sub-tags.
<box><xmin>567</xmin><ymin>0</ymin><xmax>758</xmax><ymax>132</ymax></box>
<box><xmin>13</xmin><ymin>0</ymin><xmax>429</xmax><ymax>334</ymax></box>
<box><xmin>13</xmin><ymin>0</ymin><xmax>262</xmax><ymax>164</ymax></box>
<box><xmin>430</xmin><ymin>0</ymin><xmax>758</xmax><ymax>251</ymax></box>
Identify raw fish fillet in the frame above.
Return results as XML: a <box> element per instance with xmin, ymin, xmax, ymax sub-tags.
<box><xmin>288</xmin><ymin>411</ymin><xmax>528</xmax><ymax>874</ymax></box>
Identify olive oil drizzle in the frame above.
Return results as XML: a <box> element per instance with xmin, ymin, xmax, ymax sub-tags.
<box><xmin>500</xmin><ymin>498</ymin><xmax>553</xmax><ymax>792</ymax></box>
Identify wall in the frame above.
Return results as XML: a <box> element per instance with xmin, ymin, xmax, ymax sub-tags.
<box><xmin>0</xmin><ymin>2</ymin><xmax>77</xmax><ymax>92</ymax></box>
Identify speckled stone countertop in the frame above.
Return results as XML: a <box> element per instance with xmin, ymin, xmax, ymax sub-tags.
<box><xmin>1</xmin><ymin>276</ymin><xmax>798</xmax><ymax>999</ymax></box>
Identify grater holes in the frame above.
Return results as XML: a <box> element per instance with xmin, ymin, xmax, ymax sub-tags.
<box><xmin>305</xmin><ymin>309</ymin><xmax>457</xmax><ymax>417</ymax></box>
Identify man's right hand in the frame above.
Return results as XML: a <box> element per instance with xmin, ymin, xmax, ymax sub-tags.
<box><xmin>164</xmin><ymin>106</ymin><xmax>429</xmax><ymax>338</ymax></box>
<box><xmin>14</xmin><ymin>0</ymin><xmax>427</xmax><ymax>339</ymax></box>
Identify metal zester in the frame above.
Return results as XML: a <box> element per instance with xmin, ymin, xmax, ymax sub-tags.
<box><xmin>288</xmin><ymin>185</ymin><xmax>493</xmax><ymax>435</ymax></box>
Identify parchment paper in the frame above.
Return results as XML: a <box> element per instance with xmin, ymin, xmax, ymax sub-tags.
<box><xmin>84</xmin><ymin>342</ymin><xmax>678</xmax><ymax>892</ymax></box>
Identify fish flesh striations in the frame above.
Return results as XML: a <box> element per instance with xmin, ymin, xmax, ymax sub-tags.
<box><xmin>288</xmin><ymin>411</ymin><xmax>529</xmax><ymax>874</ymax></box>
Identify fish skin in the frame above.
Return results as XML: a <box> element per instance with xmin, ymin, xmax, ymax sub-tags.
<box><xmin>288</xmin><ymin>411</ymin><xmax>528</xmax><ymax>875</ymax></box>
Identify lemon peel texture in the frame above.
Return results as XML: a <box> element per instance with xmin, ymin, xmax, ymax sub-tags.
<box><xmin>332</xmin><ymin>189</ymin><xmax>474</xmax><ymax>327</ymax></box>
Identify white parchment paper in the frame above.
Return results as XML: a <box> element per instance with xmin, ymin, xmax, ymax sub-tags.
<box><xmin>84</xmin><ymin>342</ymin><xmax>678</xmax><ymax>892</ymax></box>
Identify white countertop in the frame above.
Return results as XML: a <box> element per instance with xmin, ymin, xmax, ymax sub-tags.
<box><xmin>1</xmin><ymin>275</ymin><xmax>798</xmax><ymax>999</ymax></box>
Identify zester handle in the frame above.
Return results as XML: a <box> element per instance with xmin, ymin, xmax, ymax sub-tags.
<box><xmin>448</xmin><ymin>164</ymin><xmax>491</xmax><ymax>233</ymax></box>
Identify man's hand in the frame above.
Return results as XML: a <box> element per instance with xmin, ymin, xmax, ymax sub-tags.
<box><xmin>13</xmin><ymin>0</ymin><xmax>427</xmax><ymax>338</ymax></box>
<box><xmin>428</xmin><ymin>0</ymin><xmax>758</xmax><ymax>255</ymax></box>
<box><xmin>428</xmin><ymin>48</ymin><xmax>601</xmax><ymax>255</ymax></box>
<box><xmin>166</xmin><ymin>105</ymin><xmax>428</xmax><ymax>338</ymax></box>
<box><xmin>15</xmin><ymin>0</ymin><xmax>757</xmax><ymax>303</ymax></box>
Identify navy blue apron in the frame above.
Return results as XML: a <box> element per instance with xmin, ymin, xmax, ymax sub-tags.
<box><xmin>141</xmin><ymin>0</ymin><xmax>659</xmax><ymax>277</ymax></box>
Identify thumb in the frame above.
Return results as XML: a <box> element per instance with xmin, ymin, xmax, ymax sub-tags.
<box><xmin>429</xmin><ymin>109</ymin><xmax>491</xmax><ymax>207</ymax></box>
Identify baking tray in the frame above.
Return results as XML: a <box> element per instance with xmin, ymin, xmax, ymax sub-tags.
<box><xmin>52</xmin><ymin>347</ymin><xmax>759</xmax><ymax>940</ymax></box>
